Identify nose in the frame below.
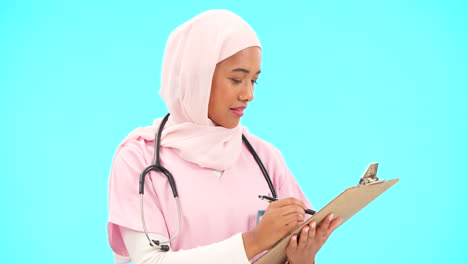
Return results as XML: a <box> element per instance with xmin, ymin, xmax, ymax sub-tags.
<box><xmin>238</xmin><ymin>82</ymin><xmax>254</xmax><ymax>102</ymax></box>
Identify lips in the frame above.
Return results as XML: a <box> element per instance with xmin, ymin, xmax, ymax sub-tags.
<box><xmin>230</xmin><ymin>106</ymin><xmax>246</xmax><ymax>117</ymax></box>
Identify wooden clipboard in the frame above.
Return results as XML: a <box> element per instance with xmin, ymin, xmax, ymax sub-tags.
<box><xmin>253</xmin><ymin>164</ymin><xmax>399</xmax><ymax>264</ymax></box>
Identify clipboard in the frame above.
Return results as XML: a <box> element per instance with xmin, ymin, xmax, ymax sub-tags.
<box><xmin>253</xmin><ymin>163</ymin><xmax>399</xmax><ymax>264</ymax></box>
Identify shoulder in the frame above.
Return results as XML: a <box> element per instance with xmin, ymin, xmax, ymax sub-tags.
<box><xmin>112</xmin><ymin>137</ymin><xmax>155</xmax><ymax>169</ymax></box>
<box><xmin>242</xmin><ymin>128</ymin><xmax>284</xmax><ymax>162</ymax></box>
<box><xmin>112</xmin><ymin>121</ymin><xmax>160</xmax><ymax>164</ymax></box>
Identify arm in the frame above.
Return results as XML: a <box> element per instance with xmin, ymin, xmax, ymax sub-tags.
<box><xmin>121</xmin><ymin>197</ymin><xmax>311</xmax><ymax>264</ymax></box>
<box><xmin>241</xmin><ymin>133</ymin><xmax>342</xmax><ymax>263</ymax></box>
<box><xmin>121</xmin><ymin>226</ymin><xmax>250</xmax><ymax>264</ymax></box>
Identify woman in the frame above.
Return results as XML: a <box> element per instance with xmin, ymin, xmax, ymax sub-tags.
<box><xmin>108</xmin><ymin>9</ymin><xmax>341</xmax><ymax>264</ymax></box>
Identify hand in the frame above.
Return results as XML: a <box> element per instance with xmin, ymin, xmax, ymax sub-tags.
<box><xmin>243</xmin><ymin>198</ymin><xmax>307</xmax><ymax>259</ymax></box>
<box><xmin>286</xmin><ymin>213</ymin><xmax>341</xmax><ymax>264</ymax></box>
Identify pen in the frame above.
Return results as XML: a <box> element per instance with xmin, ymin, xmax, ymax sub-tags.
<box><xmin>258</xmin><ymin>195</ymin><xmax>316</xmax><ymax>215</ymax></box>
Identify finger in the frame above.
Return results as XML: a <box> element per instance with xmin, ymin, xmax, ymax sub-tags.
<box><xmin>280</xmin><ymin>212</ymin><xmax>306</xmax><ymax>226</ymax></box>
<box><xmin>317</xmin><ymin>213</ymin><xmax>333</xmax><ymax>240</ymax></box>
<box><xmin>298</xmin><ymin>226</ymin><xmax>309</xmax><ymax>250</ymax></box>
<box><xmin>276</xmin><ymin>204</ymin><xmax>306</xmax><ymax>218</ymax></box>
<box><xmin>326</xmin><ymin>218</ymin><xmax>342</xmax><ymax>236</ymax></box>
<box><xmin>317</xmin><ymin>213</ymin><xmax>332</xmax><ymax>233</ymax></box>
<box><xmin>263</xmin><ymin>203</ymin><xmax>303</xmax><ymax>220</ymax></box>
<box><xmin>306</xmin><ymin>221</ymin><xmax>316</xmax><ymax>248</ymax></box>
<box><xmin>271</xmin><ymin>197</ymin><xmax>306</xmax><ymax>210</ymax></box>
<box><xmin>289</xmin><ymin>235</ymin><xmax>298</xmax><ymax>251</ymax></box>
<box><xmin>285</xmin><ymin>219</ymin><xmax>303</xmax><ymax>229</ymax></box>
<box><xmin>319</xmin><ymin>217</ymin><xmax>342</xmax><ymax>244</ymax></box>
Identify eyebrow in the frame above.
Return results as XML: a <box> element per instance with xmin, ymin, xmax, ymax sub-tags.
<box><xmin>232</xmin><ymin>68</ymin><xmax>261</xmax><ymax>74</ymax></box>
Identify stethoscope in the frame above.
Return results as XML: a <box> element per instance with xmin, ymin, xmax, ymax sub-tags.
<box><xmin>139</xmin><ymin>113</ymin><xmax>277</xmax><ymax>251</ymax></box>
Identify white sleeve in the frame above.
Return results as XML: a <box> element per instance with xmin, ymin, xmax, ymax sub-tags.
<box><xmin>120</xmin><ymin>226</ymin><xmax>251</xmax><ymax>264</ymax></box>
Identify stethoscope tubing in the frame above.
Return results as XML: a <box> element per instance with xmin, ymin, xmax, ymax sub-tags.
<box><xmin>139</xmin><ymin>113</ymin><xmax>277</xmax><ymax>251</ymax></box>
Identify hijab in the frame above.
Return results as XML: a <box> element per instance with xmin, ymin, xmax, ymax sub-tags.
<box><xmin>119</xmin><ymin>10</ymin><xmax>261</xmax><ymax>171</ymax></box>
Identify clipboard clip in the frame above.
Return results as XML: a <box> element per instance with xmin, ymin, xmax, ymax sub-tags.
<box><xmin>358</xmin><ymin>163</ymin><xmax>380</xmax><ymax>186</ymax></box>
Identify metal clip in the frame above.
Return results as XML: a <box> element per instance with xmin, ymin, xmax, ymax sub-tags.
<box><xmin>358</xmin><ymin>163</ymin><xmax>379</xmax><ymax>185</ymax></box>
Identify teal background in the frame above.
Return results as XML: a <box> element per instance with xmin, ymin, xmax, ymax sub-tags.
<box><xmin>1</xmin><ymin>0</ymin><xmax>467</xmax><ymax>263</ymax></box>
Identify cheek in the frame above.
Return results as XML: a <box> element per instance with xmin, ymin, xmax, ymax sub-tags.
<box><xmin>208</xmin><ymin>79</ymin><xmax>226</xmax><ymax>116</ymax></box>
<box><xmin>212</xmin><ymin>80</ymin><xmax>233</xmax><ymax>105</ymax></box>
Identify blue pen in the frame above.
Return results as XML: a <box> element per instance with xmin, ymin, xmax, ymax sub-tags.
<box><xmin>258</xmin><ymin>195</ymin><xmax>316</xmax><ymax>215</ymax></box>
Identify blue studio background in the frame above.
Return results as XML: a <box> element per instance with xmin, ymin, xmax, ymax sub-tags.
<box><xmin>1</xmin><ymin>0</ymin><xmax>467</xmax><ymax>263</ymax></box>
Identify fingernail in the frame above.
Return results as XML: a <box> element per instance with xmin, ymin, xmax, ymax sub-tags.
<box><xmin>292</xmin><ymin>235</ymin><xmax>297</xmax><ymax>241</ymax></box>
<box><xmin>329</xmin><ymin>214</ymin><xmax>334</xmax><ymax>221</ymax></box>
<box><xmin>304</xmin><ymin>227</ymin><xmax>309</xmax><ymax>233</ymax></box>
<box><xmin>311</xmin><ymin>222</ymin><xmax>316</xmax><ymax>229</ymax></box>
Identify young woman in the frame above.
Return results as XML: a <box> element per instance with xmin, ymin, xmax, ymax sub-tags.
<box><xmin>108</xmin><ymin>9</ymin><xmax>340</xmax><ymax>264</ymax></box>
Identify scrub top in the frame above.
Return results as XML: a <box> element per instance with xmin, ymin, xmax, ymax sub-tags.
<box><xmin>108</xmin><ymin>130</ymin><xmax>312</xmax><ymax>257</ymax></box>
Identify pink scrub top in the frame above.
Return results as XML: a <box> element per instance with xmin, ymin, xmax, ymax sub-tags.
<box><xmin>108</xmin><ymin>130</ymin><xmax>312</xmax><ymax>257</ymax></box>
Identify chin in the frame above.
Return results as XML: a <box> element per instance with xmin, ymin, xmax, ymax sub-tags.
<box><xmin>220</xmin><ymin>120</ymin><xmax>239</xmax><ymax>129</ymax></box>
<box><xmin>209</xmin><ymin>116</ymin><xmax>239</xmax><ymax>129</ymax></box>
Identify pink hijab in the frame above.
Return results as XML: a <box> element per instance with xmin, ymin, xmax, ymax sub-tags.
<box><xmin>119</xmin><ymin>10</ymin><xmax>261</xmax><ymax>170</ymax></box>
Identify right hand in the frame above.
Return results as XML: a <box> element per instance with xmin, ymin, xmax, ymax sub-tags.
<box><xmin>243</xmin><ymin>198</ymin><xmax>307</xmax><ymax>258</ymax></box>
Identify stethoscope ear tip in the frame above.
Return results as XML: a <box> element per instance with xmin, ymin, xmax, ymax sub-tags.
<box><xmin>151</xmin><ymin>240</ymin><xmax>170</xmax><ymax>251</ymax></box>
<box><xmin>160</xmin><ymin>245</ymin><xmax>170</xmax><ymax>251</ymax></box>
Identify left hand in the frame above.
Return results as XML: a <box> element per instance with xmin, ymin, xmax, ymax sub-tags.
<box><xmin>285</xmin><ymin>213</ymin><xmax>342</xmax><ymax>264</ymax></box>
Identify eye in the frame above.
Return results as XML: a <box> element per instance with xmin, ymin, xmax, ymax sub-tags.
<box><xmin>230</xmin><ymin>78</ymin><xmax>242</xmax><ymax>84</ymax></box>
<box><xmin>251</xmin><ymin>80</ymin><xmax>258</xmax><ymax>85</ymax></box>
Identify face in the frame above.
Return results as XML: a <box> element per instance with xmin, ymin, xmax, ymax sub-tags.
<box><xmin>208</xmin><ymin>46</ymin><xmax>262</xmax><ymax>128</ymax></box>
